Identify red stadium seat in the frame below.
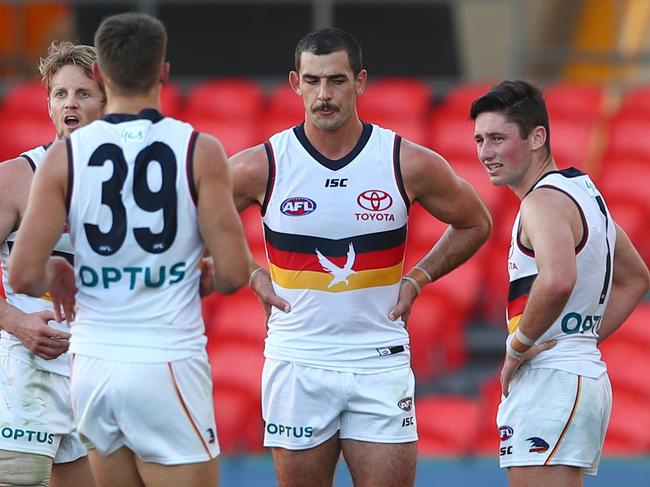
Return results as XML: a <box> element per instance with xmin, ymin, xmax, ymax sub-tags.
<box><xmin>0</xmin><ymin>116</ymin><xmax>54</xmax><ymax>161</ymax></box>
<box><xmin>416</xmin><ymin>395</ymin><xmax>480</xmax><ymax>456</ymax></box>
<box><xmin>184</xmin><ymin>78</ymin><xmax>264</xmax><ymax>121</ymax></box>
<box><xmin>240</xmin><ymin>205</ymin><xmax>265</xmax><ymax>252</ymax></box>
<box><xmin>603</xmin><ymin>115</ymin><xmax>650</xmax><ymax>160</ymax></box>
<box><xmin>598</xmin><ymin>159</ymin><xmax>650</xmax><ymax>205</ymax></box>
<box><xmin>436</xmin><ymin>82</ymin><xmax>495</xmax><ymax>116</ymax></box>
<box><xmin>160</xmin><ymin>81</ymin><xmax>183</xmax><ymax>118</ymax></box>
<box><xmin>618</xmin><ymin>84</ymin><xmax>650</xmax><ymax>117</ymax></box>
<box><xmin>407</xmin><ymin>291</ymin><xmax>466</xmax><ymax>378</ymax></box>
<box><xmin>208</xmin><ymin>341</ymin><xmax>264</xmax><ymax>401</ymax></box>
<box><xmin>549</xmin><ymin>118</ymin><xmax>597</xmax><ymax>170</ymax></box>
<box><xmin>213</xmin><ymin>388</ymin><xmax>263</xmax><ymax>453</ymax></box>
<box><xmin>601</xmin><ymin>343</ymin><xmax>650</xmax><ymax>402</ymax></box>
<box><xmin>187</xmin><ymin>116</ymin><xmax>261</xmax><ymax>156</ymax></box>
<box><xmin>406</xmin><ymin>203</ymin><xmax>447</xmax><ymax>249</ymax></box>
<box><xmin>603</xmin><ymin>393</ymin><xmax>650</xmax><ymax>455</ymax></box>
<box><xmin>0</xmin><ymin>79</ymin><xmax>49</xmax><ymax>121</ymax></box>
<box><xmin>605</xmin><ymin>196</ymin><xmax>650</xmax><ymax>263</ymax></box>
<box><xmin>266</xmin><ymin>83</ymin><xmax>304</xmax><ymax>121</ymax></box>
<box><xmin>357</xmin><ymin>77</ymin><xmax>433</xmax><ymax>121</ymax></box>
<box><xmin>605</xmin><ymin>302</ymin><xmax>650</xmax><ymax>353</ymax></box>
<box><xmin>473</xmin><ymin>376</ymin><xmax>502</xmax><ymax>455</ymax></box>
<box><xmin>428</xmin><ymin>109</ymin><xmax>477</xmax><ymax>161</ymax></box>
<box><xmin>543</xmin><ymin>83</ymin><xmax>605</xmax><ymax>121</ymax></box>
<box><xmin>208</xmin><ymin>289</ymin><xmax>267</xmax><ymax>346</ymax></box>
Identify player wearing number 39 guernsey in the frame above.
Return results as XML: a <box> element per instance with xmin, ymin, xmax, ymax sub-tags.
<box><xmin>9</xmin><ymin>13</ymin><xmax>250</xmax><ymax>487</ymax></box>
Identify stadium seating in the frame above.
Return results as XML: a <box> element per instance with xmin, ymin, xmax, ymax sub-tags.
<box><xmin>0</xmin><ymin>79</ymin><xmax>49</xmax><ymax>121</ymax></box>
<box><xmin>185</xmin><ymin>116</ymin><xmax>261</xmax><ymax>155</ymax></box>
<box><xmin>618</xmin><ymin>85</ymin><xmax>650</xmax><ymax>117</ymax></box>
<box><xmin>213</xmin><ymin>388</ymin><xmax>264</xmax><ymax>453</ymax></box>
<box><xmin>602</xmin><ymin>114</ymin><xmax>650</xmax><ymax>161</ymax></box>
<box><xmin>0</xmin><ymin>116</ymin><xmax>54</xmax><ymax>161</ymax></box>
<box><xmin>435</xmin><ymin>82</ymin><xmax>495</xmax><ymax>116</ymax></box>
<box><xmin>543</xmin><ymin>82</ymin><xmax>605</xmax><ymax>121</ymax></box>
<box><xmin>428</xmin><ymin>110</ymin><xmax>477</xmax><ymax>161</ymax></box>
<box><xmin>357</xmin><ymin>77</ymin><xmax>433</xmax><ymax>121</ymax></box>
<box><xmin>183</xmin><ymin>78</ymin><xmax>264</xmax><ymax>121</ymax></box>
<box><xmin>160</xmin><ymin>81</ymin><xmax>183</xmax><ymax>118</ymax></box>
<box><xmin>416</xmin><ymin>395</ymin><xmax>481</xmax><ymax>456</ymax></box>
<box><xmin>207</xmin><ymin>289</ymin><xmax>267</xmax><ymax>347</ymax></box>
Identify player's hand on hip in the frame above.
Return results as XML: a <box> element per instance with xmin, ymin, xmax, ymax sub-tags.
<box><xmin>12</xmin><ymin>310</ymin><xmax>71</xmax><ymax>360</ymax></box>
<box><xmin>523</xmin><ymin>340</ymin><xmax>556</xmax><ymax>362</ymax></box>
<box><xmin>388</xmin><ymin>278</ymin><xmax>418</xmax><ymax>325</ymax></box>
<box><xmin>199</xmin><ymin>256</ymin><xmax>216</xmax><ymax>297</ymax></box>
<box><xmin>46</xmin><ymin>256</ymin><xmax>78</xmax><ymax>324</ymax></box>
<box><xmin>249</xmin><ymin>267</ymin><xmax>290</xmax><ymax>326</ymax></box>
<box><xmin>500</xmin><ymin>353</ymin><xmax>524</xmax><ymax>397</ymax></box>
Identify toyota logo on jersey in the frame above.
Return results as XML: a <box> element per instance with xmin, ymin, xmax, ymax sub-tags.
<box><xmin>357</xmin><ymin>190</ymin><xmax>393</xmax><ymax>212</ymax></box>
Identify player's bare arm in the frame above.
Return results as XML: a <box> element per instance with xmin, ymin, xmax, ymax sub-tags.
<box><xmin>230</xmin><ymin>144</ymin><xmax>269</xmax><ymax>212</ymax></box>
<box><xmin>500</xmin><ymin>188</ymin><xmax>582</xmax><ymax>394</ymax></box>
<box><xmin>389</xmin><ymin>139</ymin><xmax>492</xmax><ymax>321</ymax></box>
<box><xmin>0</xmin><ymin>156</ymin><xmax>70</xmax><ymax>358</ymax></box>
<box><xmin>8</xmin><ymin>140</ymin><xmax>70</xmax><ymax>298</ymax></box>
<box><xmin>194</xmin><ymin>133</ymin><xmax>250</xmax><ymax>295</ymax></box>
<box><xmin>229</xmin><ymin>145</ymin><xmax>291</xmax><ymax>315</ymax></box>
<box><xmin>597</xmin><ymin>222</ymin><xmax>650</xmax><ymax>343</ymax></box>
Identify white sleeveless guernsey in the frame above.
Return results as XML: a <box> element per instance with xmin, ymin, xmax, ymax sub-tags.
<box><xmin>507</xmin><ymin>168</ymin><xmax>616</xmax><ymax>378</ymax></box>
<box><xmin>0</xmin><ymin>144</ymin><xmax>73</xmax><ymax>376</ymax></box>
<box><xmin>263</xmin><ymin>123</ymin><xmax>411</xmax><ymax>372</ymax></box>
<box><xmin>66</xmin><ymin>109</ymin><xmax>206</xmax><ymax>362</ymax></box>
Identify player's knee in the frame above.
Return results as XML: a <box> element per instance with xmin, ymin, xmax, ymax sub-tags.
<box><xmin>0</xmin><ymin>449</ymin><xmax>52</xmax><ymax>486</ymax></box>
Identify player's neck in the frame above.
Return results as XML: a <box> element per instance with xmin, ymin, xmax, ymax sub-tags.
<box><xmin>303</xmin><ymin>116</ymin><xmax>364</xmax><ymax>160</ymax></box>
<box><xmin>104</xmin><ymin>86</ymin><xmax>162</xmax><ymax>116</ymax></box>
<box><xmin>512</xmin><ymin>154</ymin><xmax>557</xmax><ymax>199</ymax></box>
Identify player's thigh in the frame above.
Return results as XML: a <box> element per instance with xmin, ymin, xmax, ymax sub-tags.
<box><xmin>271</xmin><ymin>434</ymin><xmax>341</xmax><ymax>487</ymax></box>
<box><xmin>87</xmin><ymin>447</ymin><xmax>144</xmax><ymax>487</ymax></box>
<box><xmin>262</xmin><ymin>359</ymin><xmax>345</xmax><ymax>450</ymax></box>
<box><xmin>0</xmin><ymin>449</ymin><xmax>52</xmax><ymax>487</ymax></box>
<box><xmin>341</xmin><ymin>439</ymin><xmax>416</xmax><ymax>487</ymax></box>
<box><xmin>135</xmin><ymin>456</ymin><xmax>219</xmax><ymax>487</ymax></box>
<box><xmin>508</xmin><ymin>465</ymin><xmax>583</xmax><ymax>487</ymax></box>
<box><xmin>50</xmin><ymin>455</ymin><xmax>95</xmax><ymax>487</ymax></box>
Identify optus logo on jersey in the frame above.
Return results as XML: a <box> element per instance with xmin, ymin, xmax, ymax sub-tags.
<box><xmin>281</xmin><ymin>197</ymin><xmax>317</xmax><ymax>216</ymax></box>
<box><xmin>78</xmin><ymin>262</ymin><xmax>187</xmax><ymax>289</ymax></box>
<box><xmin>1</xmin><ymin>427</ymin><xmax>54</xmax><ymax>444</ymax></box>
<box><xmin>356</xmin><ymin>189</ymin><xmax>395</xmax><ymax>222</ymax></box>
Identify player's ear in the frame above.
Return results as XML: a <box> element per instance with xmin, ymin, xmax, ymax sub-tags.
<box><xmin>289</xmin><ymin>71</ymin><xmax>301</xmax><ymax>95</ymax></box>
<box><xmin>355</xmin><ymin>69</ymin><xmax>367</xmax><ymax>96</ymax></box>
<box><xmin>530</xmin><ymin>125</ymin><xmax>547</xmax><ymax>151</ymax></box>
<box><xmin>160</xmin><ymin>62</ymin><xmax>170</xmax><ymax>85</ymax></box>
<box><xmin>92</xmin><ymin>62</ymin><xmax>104</xmax><ymax>85</ymax></box>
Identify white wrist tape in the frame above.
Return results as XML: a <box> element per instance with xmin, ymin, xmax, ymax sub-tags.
<box><xmin>515</xmin><ymin>327</ymin><xmax>535</xmax><ymax>347</ymax></box>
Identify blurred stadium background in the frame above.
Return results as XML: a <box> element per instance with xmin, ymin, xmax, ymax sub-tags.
<box><xmin>1</xmin><ymin>0</ymin><xmax>649</xmax><ymax>485</ymax></box>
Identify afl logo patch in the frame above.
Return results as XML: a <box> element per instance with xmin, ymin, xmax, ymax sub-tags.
<box><xmin>357</xmin><ymin>190</ymin><xmax>393</xmax><ymax>212</ymax></box>
<box><xmin>499</xmin><ymin>425</ymin><xmax>514</xmax><ymax>441</ymax></box>
<box><xmin>397</xmin><ymin>397</ymin><xmax>413</xmax><ymax>412</ymax></box>
<box><xmin>280</xmin><ymin>197</ymin><xmax>317</xmax><ymax>216</ymax></box>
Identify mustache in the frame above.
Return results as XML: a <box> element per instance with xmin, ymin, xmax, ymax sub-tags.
<box><xmin>312</xmin><ymin>102</ymin><xmax>339</xmax><ymax>112</ymax></box>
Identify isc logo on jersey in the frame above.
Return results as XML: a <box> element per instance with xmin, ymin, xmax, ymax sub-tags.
<box><xmin>280</xmin><ymin>197</ymin><xmax>316</xmax><ymax>216</ymax></box>
<box><xmin>355</xmin><ymin>189</ymin><xmax>395</xmax><ymax>222</ymax></box>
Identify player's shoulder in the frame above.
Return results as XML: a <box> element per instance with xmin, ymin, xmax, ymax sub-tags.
<box><xmin>229</xmin><ymin>143</ymin><xmax>268</xmax><ymax>172</ymax></box>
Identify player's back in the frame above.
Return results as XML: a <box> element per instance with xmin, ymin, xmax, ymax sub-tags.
<box><xmin>67</xmin><ymin>109</ymin><xmax>205</xmax><ymax>362</ymax></box>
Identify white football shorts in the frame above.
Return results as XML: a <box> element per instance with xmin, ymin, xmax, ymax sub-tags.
<box><xmin>70</xmin><ymin>353</ymin><xmax>219</xmax><ymax>465</ymax></box>
<box><xmin>0</xmin><ymin>353</ymin><xmax>86</xmax><ymax>463</ymax></box>
<box><xmin>262</xmin><ymin>358</ymin><xmax>418</xmax><ymax>449</ymax></box>
<box><xmin>497</xmin><ymin>366</ymin><xmax>612</xmax><ymax>475</ymax></box>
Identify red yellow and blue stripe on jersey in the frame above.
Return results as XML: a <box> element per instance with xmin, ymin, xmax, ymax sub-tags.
<box><xmin>507</xmin><ymin>274</ymin><xmax>537</xmax><ymax>333</ymax></box>
<box><xmin>264</xmin><ymin>223</ymin><xmax>406</xmax><ymax>292</ymax></box>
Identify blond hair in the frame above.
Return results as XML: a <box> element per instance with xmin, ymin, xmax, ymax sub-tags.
<box><xmin>38</xmin><ymin>41</ymin><xmax>102</xmax><ymax>96</ymax></box>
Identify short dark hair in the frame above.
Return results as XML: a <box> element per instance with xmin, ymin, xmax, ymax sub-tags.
<box><xmin>94</xmin><ymin>12</ymin><xmax>167</xmax><ymax>95</ymax></box>
<box><xmin>294</xmin><ymin>28</ymin><xmax>363</xmax><ymax>76</ymax></box>
<box><xmin>470</xmin><ymin>80</ymin><xmax>551</xmax><ymax>156</ymax></box>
